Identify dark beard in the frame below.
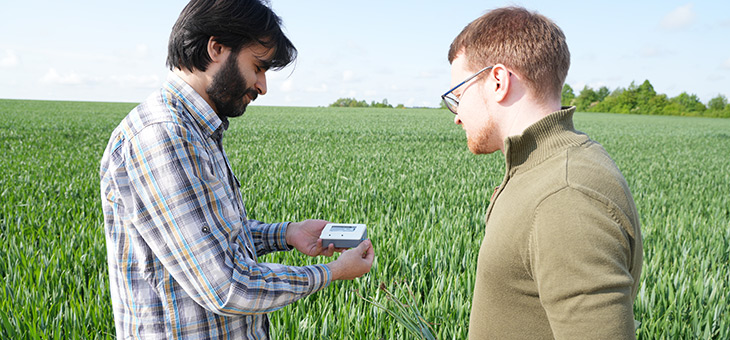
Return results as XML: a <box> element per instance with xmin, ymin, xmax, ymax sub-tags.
<box><xmin>206</xmin><ymin>52</ymin><xmax>259</xmax><ymax>118</ymax></box>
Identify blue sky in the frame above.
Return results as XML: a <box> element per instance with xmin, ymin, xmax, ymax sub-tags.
<box><xmin>1</xmin><ymin>1</ymin><xmax>728</xmax><ymax>107</ymax></box>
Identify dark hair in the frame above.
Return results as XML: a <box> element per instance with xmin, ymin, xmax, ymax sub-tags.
<box><xmin>448</xmin><ymin>7</ymin><xmax>570</xmax><ymax>102</ymax></box>
<box><xmin>167</xmin><ymin>0</ymin><xmax>297</xmax><ymax>72</ymax></box>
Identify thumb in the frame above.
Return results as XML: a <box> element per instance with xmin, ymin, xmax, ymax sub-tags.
<box><xmin>356</xmin><ymin>239</ymin><xmax>372</xmax><ymax>258</ymax></box>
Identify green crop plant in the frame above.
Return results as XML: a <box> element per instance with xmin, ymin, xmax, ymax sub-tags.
<box><xmin>357</xmin><ymin>282</ymin><xmax>436</xmax><ymax>339</ymax></box>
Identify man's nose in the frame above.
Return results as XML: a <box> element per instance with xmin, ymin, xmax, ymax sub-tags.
<box><xmin>256</xmin><ymin>72</ymin><xmax>267</xmax><ymax>95</ymax></box>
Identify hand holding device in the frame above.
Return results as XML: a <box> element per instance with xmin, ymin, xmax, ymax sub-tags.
<box><xmin>319</xmin><ymin>223</ymin><xmax>367</xmax><ymax>249</ymax></box>
<box><xmin>326</xmin><ymin>239</ymin><xmax>374</xmax><ymax>280</ymax></box>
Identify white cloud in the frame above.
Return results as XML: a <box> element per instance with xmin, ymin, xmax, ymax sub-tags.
<box><xmin>640</xmin><ymin>46</ymin><xmax>665</xmax><ymax>58</ymax></box>
<box><xmin>588</xmin><ymin>81</ymin><xmax>614</xmax><ymax>91</ymax></box>
<box><xmin>0</xmin><ymin>50</ymin><xmax>19</xmax><ymax>67</ymax></box>
<box><xmin>280</xmin><ymin>78</ymin><xmax>294</xmax><ymax>92</ymax></box>
<box><xmin>723</xmin><ymin>57</ymin><xmax>730</xmax><ymax>70</ymax></box>
<box><xmin>417</xmin><ymin>71</ymin><xmax>435</xmax><ymax>79</ymax></box>
<box><xmin>345</xmin><ymin>41</ymin><xmax>368</xmax><ymax>55</ymax></box>
<box><xmin>707</xmin><ymin>74</ymin><xmax>724</xmax><ymax>82</ymax></box>
<box><xmin>579</xmin><ymin>53</ymin><xmax>597</xmax><ymax>62</ymax></box>
<box><xmin>661</xmin><ymin>3</ymin><xmax>696</xmax><ymax>30</ymax></box>
<box><xmin>134</xmin><ymin>44</ymin><xmax>149</xmax><ymax>59</ymax></box>
<box><xmin>40</xmin><ymin>68</ymin><xmax>88</xmax><ymax>85</ymax></box>
<box><xmin>40</xmin><ymin>69</ymin><xmax>159</xmax><ymax>88</ymax></box>
<box><xmin>305</xmin><ymin>83</ymin><xmax>328</xmax><ymax>93</ymax></box>
<box><xmin>571</xmin><ymin>81</ymin><xmax>587</xmax><ymax>91</ymax></box>
<box><xmin>281</xmin><ymin>95</ymin><xmax>294</xmax><ymax>103</ymax></box>
<box><xmin>342</xmin><ymin>70</ymin><xmax>355</xmax><ymax>82</ymax></box>
<box><xmin>110</xmin><ymin>74</ymin><xmax>160</xmax><ymax>88</ymax></box>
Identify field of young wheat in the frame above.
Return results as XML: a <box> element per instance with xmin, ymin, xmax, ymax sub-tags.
<box><xmin>0</xmin><ymin>99</ymin><xmax>728</xmax><ymax>339</ymax></box>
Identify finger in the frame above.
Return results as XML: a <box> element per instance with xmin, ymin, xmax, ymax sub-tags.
<box><xmin>364</xmin><ymin>241</ymin><xmax>374</xmax><ymax>261</ymax></box>
<box><xmin>316</xmin><ymin>239</ymin><xmax>326</xmax><ymax>253</ymax></box>
<box><xmin>357</xmin><ymin>240</ymin><xmax>372</xmax><ymax>258</ymax></box>
<box><xmin>324</xmin><ymin>243</ymin><xmax>335</xmax><ymax>257</ymax></box>
<box><xmin>311</xmin><ymin>219</ymin><xmax>329</xmax><ymax>232</ymax></box>
<box><xmin>365</xmin><ymin>245</ymin><xmax>375</xmax><ymax>263</ymax></box>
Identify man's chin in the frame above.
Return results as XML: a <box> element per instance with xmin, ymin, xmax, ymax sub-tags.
<box><xmin>467</xmin><ymin>137</ymin><xmax>492</xmax><ymax>155</ymax></box>
<box><xmin>222</xmin><ymin>99</ymin><xmax>250</xmax><ymax>118</ymax></box>
<box><xmin>228</xmin><ymin>106</ymin><xmax>247</xmax><ymax>118</ymax></box>
<box><xmin>216</xmin><ymin>105</ymin><xmax>247</xmax><ymax>118</ymax></box>
<box><xmin>230</xmin><ymin>97</ymin><xmax>254</xmax><ymax>117</ymax></box>
<box><xmin>467</xmin><ymin>142</ymin><xmax>482</xmax><ymax>155</ymax></box>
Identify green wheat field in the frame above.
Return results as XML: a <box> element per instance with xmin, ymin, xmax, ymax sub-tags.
<box><xmin>1</xmin><ymin>99</ymin><xmax>728</xmax><ymax>339</ymax></box>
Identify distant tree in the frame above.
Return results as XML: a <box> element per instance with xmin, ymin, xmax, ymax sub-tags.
<box><xmin>635</xmin><ymin>80</ymin><xmax>668</xmax><ymax>114</ymax></box>
<box><xmin>646</xmin><ymin>94</ymin><xmax>670</xmax><ymax>115</ymax></box>
<box><xmin>592</xmin><ymin>80</ymin><xmax>669</xmax><ymax>115</ymax></box>
<box><xmin>592</xmin><ymin>86</ymin><xmax>631</xmax><ymax>113</ymax></box>
<box><xmin>371</xmin><ymin>98</ymin><xmax>393</xmax><ymax>108</ymax></box>
<box><xmin>670</xmin><ymin>92</ymin><xmax>706</xmax><ymax>116</ymax></box>
<box><xmin>661</xmin><ymin>101</ymin><xmax>683</xmax><ymax>116</ymax></box>
<box><xmin>553</xmin><ymin>80</ymin><xmax>726</xmax><ymax>118</ymax></box>
<box><xmin>328</xmin><ymin>97</ymin><xmax>405</xmax><ymax>109</ymax></box>
<box><xmin>575</xmin><ymin>85</ymin><xmax>598</xmax><ymax>112</ymax></box>
<box><xmin>329</xmin><ymin>98</ymin><xmax>369</xmax><ymax>107</ymax></box>
<box><xmin>708</xmin><ymin>94</ymin><xmax>728</xmax><ymax>111</ymax></box>
<box><xmin>561</xmin><ymin>84</ymin><xmax>575</xmax><ymax>107</ymax></box>
<box><xmin>596</xmin><ymin>86</ymin><xmax>610</xmax><ymax>102</ymax></box>
<box><xmin>706</xmin><ymin>94</ymin><xmax>730</xmax><ymax>118</ymax></box>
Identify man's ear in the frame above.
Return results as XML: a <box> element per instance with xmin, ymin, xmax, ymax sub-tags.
<box><xmin>207</xmin><ymin>37</ymin><xmax>229</xmax><ymax>63</ymax></box>
<box><xmin>491</xmin><ymin>64</ymin><xmax>511</xmax><ymax>103</ymax></box>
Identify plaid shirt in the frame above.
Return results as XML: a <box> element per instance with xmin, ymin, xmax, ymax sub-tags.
<box><xmin>100</xmin><ymin>73</ymin><xmax>331</xmax><ymax>339</ymax></box>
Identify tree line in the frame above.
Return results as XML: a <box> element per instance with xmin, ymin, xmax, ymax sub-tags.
<box><xmin>328</xmin><ymin>80</ymin><xmax>729</xmax><ymax>118</ymax></box>
<box><xmin>329</xmin><ymin>98</ymin><xmax>405</xmax><ymax>109</ymax></box>
<box><xmin>562</xmin><ymin>80</ymin><xmax>730</xmax><ymax>118</ymax></box>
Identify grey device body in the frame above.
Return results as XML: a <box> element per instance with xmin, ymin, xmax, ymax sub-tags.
<box><xmin>320</xmin><ymin>223</ymin><xmax>367</xmax><ymax>248</ymax></box>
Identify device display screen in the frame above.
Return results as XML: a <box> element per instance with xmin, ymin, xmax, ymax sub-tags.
<box><xmin>330</xmin><ymin>225</ymin><xmax>356</xmax><ymax>232</ymax></box>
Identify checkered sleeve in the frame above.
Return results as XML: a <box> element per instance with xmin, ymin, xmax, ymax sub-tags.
<box><xmin>248</xmin><ymin>220</ymin><xmax>292</xmax><ymax>256</ymax></box>
<box><xmin>125</xmin><ymin>121</ymin><xmax>331</xmax><ymax>316</ymax></box>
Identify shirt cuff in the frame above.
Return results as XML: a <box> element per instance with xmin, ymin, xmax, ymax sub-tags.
<box><xmin>278</xmin><ymin>222</ymin><xmax>293</xmax><ymax>251</ymax></box>
<box><xmin>308</xmin><ymin>264</ymin><xmax>333</xmax><ymax>293</ymax></box>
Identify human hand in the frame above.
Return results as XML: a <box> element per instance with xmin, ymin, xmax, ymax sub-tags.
<box><xmin>326</xmin><ymin>240</ymin><xmax>374</xmax><ymax>281</ymax></box>
<box><xmin>286</xmin><ymin>219</ymin><xmax>345</xmax><ymax>257</ymax></box>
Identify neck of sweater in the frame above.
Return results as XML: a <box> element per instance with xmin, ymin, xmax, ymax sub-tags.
<box><xmin>502</xmin><ymin>107</ymin><xmax>587</xmax><ymax>174</ymax></box>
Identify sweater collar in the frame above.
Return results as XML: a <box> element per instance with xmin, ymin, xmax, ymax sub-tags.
<box><xmin>503</xmin><ymin>106</ymin><xmax>588</xmax><ymax>174</ymax></box>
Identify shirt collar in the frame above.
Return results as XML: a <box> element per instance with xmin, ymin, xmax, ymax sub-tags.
<box><xmin>503</xmin><ymin>106</ymin><xmax>589</xmax><ymax>173</ymax></box>
<box><xmin>163</xmin><ymin>72</ymin><xmax>228</xmax><ymax>138</ymax></box>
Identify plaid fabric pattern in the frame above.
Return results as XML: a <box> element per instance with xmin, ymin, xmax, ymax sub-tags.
<box><xmin>100</xmin><ymin>73</ymin><xmax>331</xmax><ymax>339</ymax></box>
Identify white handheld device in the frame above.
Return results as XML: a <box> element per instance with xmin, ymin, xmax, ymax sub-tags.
<box><xmin>320</xmin><ymin>223</ymin><xmax>367</xmax><ymax>248</ymax></box>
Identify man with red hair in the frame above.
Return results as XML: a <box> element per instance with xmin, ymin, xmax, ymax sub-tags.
<box><xmin>442</xmin><ymin>7</ymin><xmax>643</xmax><ymax>339</ymax></box>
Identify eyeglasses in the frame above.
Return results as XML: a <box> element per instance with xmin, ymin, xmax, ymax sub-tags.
<box><xmin>441</xmin><ymin>66</ymin><xmax>493</xmax><ymax>114</ymax></box>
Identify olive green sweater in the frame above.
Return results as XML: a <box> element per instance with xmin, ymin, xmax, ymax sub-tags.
<box><xmin>468</xmin><ymin>107</ymin><xmax>643</xmax><ymax>339</ymax></box>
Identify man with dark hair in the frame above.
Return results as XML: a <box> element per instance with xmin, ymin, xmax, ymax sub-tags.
<box><xmin>100</xmin><ymin>0</ymin><xmax>374</xmax><ymax>338</ymax></box>
<box><xmin>442</xmin><ymin>7</ymin><xmax>643</xmax><ymax>339</ymax></box>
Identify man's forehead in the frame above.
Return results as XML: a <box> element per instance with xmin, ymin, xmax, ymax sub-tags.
<box><xmin>243</xmin><ymin>42</ymin><xmax>276</xmax><ymax>61</ymax></box>
<box><xmin>451</xmin><ymin>53</ymin><xmax>473</xmax><ymax>76</ymax></box>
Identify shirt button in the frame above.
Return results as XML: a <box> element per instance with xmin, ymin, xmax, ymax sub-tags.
<box><xmin>202</xmin><ymin>226</ymin><xmax>210</xmax><ymax>233</ymax></box>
